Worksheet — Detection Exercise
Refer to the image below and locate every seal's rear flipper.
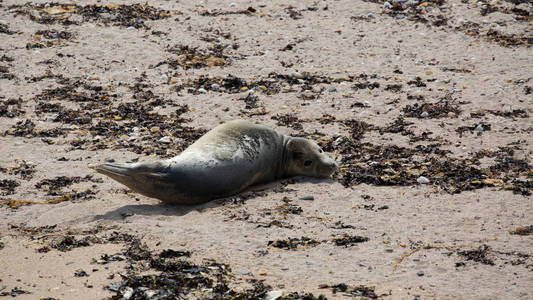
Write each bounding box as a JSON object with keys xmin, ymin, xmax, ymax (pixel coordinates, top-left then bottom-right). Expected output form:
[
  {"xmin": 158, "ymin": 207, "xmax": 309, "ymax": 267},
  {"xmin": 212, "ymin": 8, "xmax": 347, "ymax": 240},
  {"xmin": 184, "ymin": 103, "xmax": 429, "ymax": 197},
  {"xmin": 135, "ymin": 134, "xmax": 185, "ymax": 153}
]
[{"xmin": 89, "ymin": 162, "xmax": 171, "ymax": 198}]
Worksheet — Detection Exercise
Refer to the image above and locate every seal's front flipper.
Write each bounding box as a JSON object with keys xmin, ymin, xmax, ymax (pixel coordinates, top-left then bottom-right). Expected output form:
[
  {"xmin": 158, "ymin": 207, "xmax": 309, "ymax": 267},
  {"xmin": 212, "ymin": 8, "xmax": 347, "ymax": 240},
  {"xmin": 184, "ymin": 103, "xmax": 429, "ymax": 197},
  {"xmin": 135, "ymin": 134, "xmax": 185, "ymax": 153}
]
[{"xmin": 89, "ymin": 162, "xmax": 172, "ymax": 199}]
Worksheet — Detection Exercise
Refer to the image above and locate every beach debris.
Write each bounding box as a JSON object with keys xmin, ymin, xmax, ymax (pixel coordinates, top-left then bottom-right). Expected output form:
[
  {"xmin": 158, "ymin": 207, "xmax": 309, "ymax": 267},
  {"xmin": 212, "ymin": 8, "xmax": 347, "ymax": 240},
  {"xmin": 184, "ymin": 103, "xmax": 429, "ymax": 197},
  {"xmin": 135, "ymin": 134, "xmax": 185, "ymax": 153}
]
[{"xmin": 509, "ymin": 225, "xmax": 533, "ymax": 236}]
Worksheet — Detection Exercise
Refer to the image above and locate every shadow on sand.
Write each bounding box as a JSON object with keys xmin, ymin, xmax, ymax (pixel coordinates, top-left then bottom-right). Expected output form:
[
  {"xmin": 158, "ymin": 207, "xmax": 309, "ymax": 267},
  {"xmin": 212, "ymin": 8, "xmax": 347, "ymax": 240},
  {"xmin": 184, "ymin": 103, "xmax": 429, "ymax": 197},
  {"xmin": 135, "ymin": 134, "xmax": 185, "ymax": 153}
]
[
  {"xmin": 92, "ymin": 201, "xmax": 219, "ymax": 221},
  {"xmin": 92, "ymin": 177, "xmax": 336, "ymax": 221}
]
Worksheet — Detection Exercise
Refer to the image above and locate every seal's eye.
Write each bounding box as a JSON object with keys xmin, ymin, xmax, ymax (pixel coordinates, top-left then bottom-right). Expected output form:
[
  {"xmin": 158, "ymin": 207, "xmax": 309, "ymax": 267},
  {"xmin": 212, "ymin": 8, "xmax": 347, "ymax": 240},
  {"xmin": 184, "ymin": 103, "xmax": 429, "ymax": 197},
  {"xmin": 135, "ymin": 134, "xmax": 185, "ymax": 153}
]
[
  {"xmin": 304, "ymin": 160, "xmax": 313, "ymax": 167},
  {"xmin": 318, "ymin": 149, "xmax": 323, "ymax": 153}
]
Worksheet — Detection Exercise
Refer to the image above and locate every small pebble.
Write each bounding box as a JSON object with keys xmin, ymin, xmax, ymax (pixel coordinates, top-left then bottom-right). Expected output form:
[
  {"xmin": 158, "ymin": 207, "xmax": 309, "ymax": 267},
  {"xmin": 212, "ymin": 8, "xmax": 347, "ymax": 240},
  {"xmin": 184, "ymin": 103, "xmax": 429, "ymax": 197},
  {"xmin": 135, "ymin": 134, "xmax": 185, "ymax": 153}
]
[
  {"xmin": 105, "ymin": 157, "xmax": 115, "ymax": 163},
  {"xmin": 159, "ymin": 136, "xmax": 171, "ymax": 144},
  {"xmin": 417, "ymin": 270, "xmax": 425, "ymax": 276},
  {"xmin": 291, "ymin": 71, "xmax": 304, "ymax": 79},
  {"xmin": 299, "ymin": 196, "xmax": 315, "ymax": 201},
  {"xmin": 230, "ymin": 2, "xmax": 237, "ymax": 7},
  {"xmin": 160, "ymin": 74, "xmax": 168, "ymax": 80},
  {"xmin": 301, "ymin": 91, "xmax": 315, "ymax": 99},
  {"xmin": 266, "ymin": 291, "xmax": 283, "ymax": 300},
  {"xmin": 475, "ymin": 124, "xmax": 484, "ymax": 132},
  {"xmin": 420, "ymin": 111, "xmax": 429, "ymax": 118},
  {"xmin": 328, "ymin": 87, "xmax": 337, "ymax": 93},
  {"xmin": 122, "ymin": 287, "xmax": 133, "ymax": 299},
  {"xmin": 145, "ymin": 290, "xmax": 156, "ymax": 298},
  {"xmin": 417, "ymin": 176, "xmax": 430, "ymax": 184},
  {"xmin": 461, "ymin": 146, "xmax": 467, "ymax": 152},
  {"xmin": 384, "ymin": 1, "xmax": 392, "ymax": 9},
  {"xmin": 281, "ymin": 266, "xmax": 289, "ymax": 271},
  {"xmin": 367, "ymin": 13, "xmax": 375, "ymax": 18},
  {"xmin": 211, "ymin": 83, "xmax": 220, "ymax": 90},
  {"xmin": 396, "ymin": 14, "xmax": 405, "ymax": 19},
  {"xmin": 237, "ymin": 269, "xmax": 250, "ymax": 275},
  {"xmin": 198, "ymin": 88, "xmax": 208, "ymax": 94}
]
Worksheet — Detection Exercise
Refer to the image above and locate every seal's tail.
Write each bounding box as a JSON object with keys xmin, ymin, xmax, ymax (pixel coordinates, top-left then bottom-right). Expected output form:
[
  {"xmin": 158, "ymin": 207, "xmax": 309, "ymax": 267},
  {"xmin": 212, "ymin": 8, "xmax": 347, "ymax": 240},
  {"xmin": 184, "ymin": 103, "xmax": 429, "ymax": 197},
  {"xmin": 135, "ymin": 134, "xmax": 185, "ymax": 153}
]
[
  {"xmin": 90, "ymin": 162, "xmax": 135, "ymax": 178},
  {"xmin": 89, "ymin": 162, "xmax": 170, "ymax": 197},
  {"xmin": 89, "ymin": 162, "xmax": 166, "ymax": 177}
]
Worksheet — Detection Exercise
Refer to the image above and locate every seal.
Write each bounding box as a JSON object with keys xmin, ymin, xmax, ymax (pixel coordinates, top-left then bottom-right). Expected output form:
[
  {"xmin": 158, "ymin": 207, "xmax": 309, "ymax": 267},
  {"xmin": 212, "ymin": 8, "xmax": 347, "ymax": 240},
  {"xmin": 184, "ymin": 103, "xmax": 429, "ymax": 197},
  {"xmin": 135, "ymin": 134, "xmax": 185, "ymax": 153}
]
[{"xmin": 90, "ymin": 120, "xmax": 337, "ymax": 205}]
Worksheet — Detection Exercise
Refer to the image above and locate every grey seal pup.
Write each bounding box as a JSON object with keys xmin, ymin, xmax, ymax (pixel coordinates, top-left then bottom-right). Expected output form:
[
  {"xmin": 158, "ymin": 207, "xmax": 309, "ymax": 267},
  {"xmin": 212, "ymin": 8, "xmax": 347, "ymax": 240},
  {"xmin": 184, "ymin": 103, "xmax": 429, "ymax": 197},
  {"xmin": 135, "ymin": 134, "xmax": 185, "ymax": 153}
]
[{"xmin": 90, "ymin": 120, "xmax": 337, "ymax": 205}]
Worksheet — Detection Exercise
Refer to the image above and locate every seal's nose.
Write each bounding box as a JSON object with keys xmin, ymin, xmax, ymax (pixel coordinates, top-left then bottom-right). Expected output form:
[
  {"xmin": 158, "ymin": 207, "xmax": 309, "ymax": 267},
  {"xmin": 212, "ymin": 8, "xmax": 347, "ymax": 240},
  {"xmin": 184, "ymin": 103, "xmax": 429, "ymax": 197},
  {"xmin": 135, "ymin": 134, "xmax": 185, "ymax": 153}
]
[
  {"xmin": 331, "ymin": 160, "xmax": 339, "ymax": 169},
  {"xmin": 319, "ymin": 157, "xmax": 338, "ymax": 177},
  {"xmin": 325, "ymin": 157, "xmax": 338, "ymax": 169}
]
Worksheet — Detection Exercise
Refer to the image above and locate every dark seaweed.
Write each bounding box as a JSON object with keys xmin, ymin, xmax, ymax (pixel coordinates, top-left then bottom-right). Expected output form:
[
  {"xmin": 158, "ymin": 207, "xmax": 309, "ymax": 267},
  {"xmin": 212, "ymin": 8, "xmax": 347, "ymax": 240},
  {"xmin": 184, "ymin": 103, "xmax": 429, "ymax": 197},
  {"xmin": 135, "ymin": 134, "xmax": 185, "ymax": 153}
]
[
  {"xmin": 322, "ymin": 283, "xmax": 378, "ymax": 298},
  {"xmin": 268, "ymin": 237, "xmax": 321, "ymax": 250},
  {"xmin": 0, "ymin": 98, "xmax": 24, "ymax": 118},
  {"xmin": 402, "ymin": 99, "xmax": 460, "ymax": 118},
  {"xmin": 457, "ymin": 245, "xmax": 495, "ymax": 265},
  {"xmin": 158, "ymin": 44, "xmax": 228, "ymax": 69},
  {"xmin": 509, "ymin": 225, "xmax": 533, "ymax": 236},
  {"xmin": 0, "ymin": 65, "xmax": 15, "ymax": 79},
  {"xmin": 35, "ymin": 175, "xmax": 98, "ymax": 195},
  {"xmin": 11, "ymin": 3, "xmax": 177, "ymax": 29},
  {"xmin": 332, "ymin": 235, "xmax": 370, "ymax": 247},
  {"xmin": 0, "ymin": 179, "xmax": 19, "ymax": 195},
  {"xmin": 272, "ymin": 114, "xmax": 304, "ymax": 130}
]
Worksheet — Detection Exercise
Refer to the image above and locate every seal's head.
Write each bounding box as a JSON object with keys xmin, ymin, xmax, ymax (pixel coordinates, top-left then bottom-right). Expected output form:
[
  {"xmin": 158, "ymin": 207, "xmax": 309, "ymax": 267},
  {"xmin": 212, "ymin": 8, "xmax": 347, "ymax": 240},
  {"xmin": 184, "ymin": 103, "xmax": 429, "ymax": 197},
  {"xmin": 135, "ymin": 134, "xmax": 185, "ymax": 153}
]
[{"xmin": 284, "ymin": 137, "xmax": 338, "ymax": 178}]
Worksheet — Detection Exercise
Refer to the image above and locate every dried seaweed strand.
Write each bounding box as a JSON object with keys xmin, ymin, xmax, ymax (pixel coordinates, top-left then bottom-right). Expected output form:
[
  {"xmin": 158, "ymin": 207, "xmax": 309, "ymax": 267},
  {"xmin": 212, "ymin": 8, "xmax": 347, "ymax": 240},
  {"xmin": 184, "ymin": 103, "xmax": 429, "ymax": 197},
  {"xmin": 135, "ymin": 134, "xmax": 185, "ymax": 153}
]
[
  {"xmin": 1, "ymin": 191, "xmax": 90, "ymax": 209},
  {"xmin": 392, "ymin": 244, "xmax": 472, "ymax": 274}
]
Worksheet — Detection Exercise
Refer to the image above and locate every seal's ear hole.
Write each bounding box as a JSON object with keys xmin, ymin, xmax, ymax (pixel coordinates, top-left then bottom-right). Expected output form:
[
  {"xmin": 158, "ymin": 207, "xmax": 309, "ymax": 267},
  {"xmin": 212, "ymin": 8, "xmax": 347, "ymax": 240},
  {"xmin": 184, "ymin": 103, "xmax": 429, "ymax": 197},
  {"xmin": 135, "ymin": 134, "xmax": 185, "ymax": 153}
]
[{"xmin": 304, "ymin": 160, "xmax": 313, "ymax": 167}]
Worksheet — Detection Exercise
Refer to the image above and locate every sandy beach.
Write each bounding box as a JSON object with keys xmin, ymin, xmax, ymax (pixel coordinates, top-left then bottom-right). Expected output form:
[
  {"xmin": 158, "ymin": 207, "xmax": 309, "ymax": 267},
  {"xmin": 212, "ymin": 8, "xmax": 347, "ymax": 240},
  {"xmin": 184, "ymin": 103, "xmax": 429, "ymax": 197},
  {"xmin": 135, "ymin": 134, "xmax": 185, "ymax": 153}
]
[{"xmin": 1, "ymin": 0, "xmax": 532, "ymax": 299}]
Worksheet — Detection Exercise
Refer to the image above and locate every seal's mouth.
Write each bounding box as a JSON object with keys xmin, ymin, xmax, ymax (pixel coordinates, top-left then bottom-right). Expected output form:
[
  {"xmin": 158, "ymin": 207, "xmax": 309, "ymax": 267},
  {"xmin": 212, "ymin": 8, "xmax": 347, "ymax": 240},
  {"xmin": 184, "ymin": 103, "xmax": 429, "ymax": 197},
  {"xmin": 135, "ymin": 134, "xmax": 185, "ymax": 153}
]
[{"xmin": 318, "ymin": 159, "xmax": 338, "ymax": 178}]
